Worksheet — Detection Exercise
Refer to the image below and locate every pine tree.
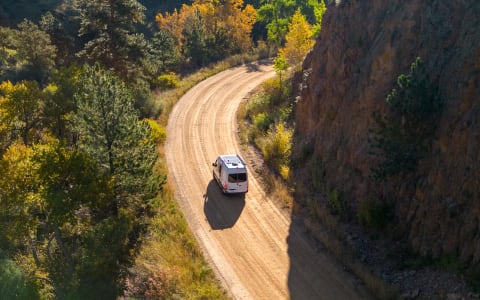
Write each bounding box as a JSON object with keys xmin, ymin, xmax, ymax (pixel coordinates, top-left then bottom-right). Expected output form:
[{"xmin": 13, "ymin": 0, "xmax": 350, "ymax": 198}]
[
  {"xmin": 369, "ymin": 57, "xmax": 442, "ymax": 180},
  {"xmin": 75, "ymin": 0, "xmax": 149, "ymax": 81},
  {"xmin": 72, "ymin": 64, "xmax": 162, "ymax": 216}
]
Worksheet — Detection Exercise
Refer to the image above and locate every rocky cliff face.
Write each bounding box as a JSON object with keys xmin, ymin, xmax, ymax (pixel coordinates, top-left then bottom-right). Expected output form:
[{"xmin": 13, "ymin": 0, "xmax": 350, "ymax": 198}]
[{"xmin": 293, "ymin": 0, "xmax": 480, "ymax": 266}]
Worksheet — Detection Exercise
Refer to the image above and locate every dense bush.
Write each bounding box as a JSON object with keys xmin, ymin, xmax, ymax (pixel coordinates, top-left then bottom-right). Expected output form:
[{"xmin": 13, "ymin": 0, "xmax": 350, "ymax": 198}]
[
  {"xmin": 262, "ymin": 122, "xmax": 293, "ymax": 179},
  {"xmin": 0, "ymin": 259, "xmax": 39, "ymax": 300},
  {"xmin": 253, "ymin": 112, "xmax": 273, "ymax": 132},
  {"xmin": 244, "ymin": 73, "xmax": 294, "ymax": 180},
  {"xmin": 144, "ymin": 118, "xmax": 167, "ymax": 145}
]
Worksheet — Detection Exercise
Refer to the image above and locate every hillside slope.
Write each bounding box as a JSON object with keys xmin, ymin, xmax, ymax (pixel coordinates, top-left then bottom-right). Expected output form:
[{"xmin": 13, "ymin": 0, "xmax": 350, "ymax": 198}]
[
  {"xmin": 0, "ymin": 0, "xmax": 183, "ymax": 26},
  {"xmin": 293, "ymin": 0, "xmax": 480, "ymax": 268}
]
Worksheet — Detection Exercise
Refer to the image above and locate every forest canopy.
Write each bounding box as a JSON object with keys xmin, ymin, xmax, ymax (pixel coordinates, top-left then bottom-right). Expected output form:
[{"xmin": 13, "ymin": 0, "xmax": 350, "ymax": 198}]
[{"xmin": 0, "ymin": 0, "xmax": 325, "ymax": 298}]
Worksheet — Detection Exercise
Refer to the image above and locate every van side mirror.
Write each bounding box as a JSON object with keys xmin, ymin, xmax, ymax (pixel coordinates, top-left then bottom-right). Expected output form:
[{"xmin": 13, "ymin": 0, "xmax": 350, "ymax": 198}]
[{"xmin": 212, "ymin": 162, "xmax": 217, "ymax": 167}]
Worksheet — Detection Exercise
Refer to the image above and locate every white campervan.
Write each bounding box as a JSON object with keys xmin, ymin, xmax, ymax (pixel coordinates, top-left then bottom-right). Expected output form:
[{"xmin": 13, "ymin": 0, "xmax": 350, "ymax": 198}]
[{"xmin": 212, "ymin": 154, "xmax": 248, "ymax": 194}]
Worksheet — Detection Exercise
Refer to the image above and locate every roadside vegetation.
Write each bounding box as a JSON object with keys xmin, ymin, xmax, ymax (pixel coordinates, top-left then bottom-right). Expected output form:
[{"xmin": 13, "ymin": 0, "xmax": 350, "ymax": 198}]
[
  {"xmin": 0, "ymin": 0, "xmax": 330, "ymax": 298},
  {"xmin": 238, "ymin": 2, "xmax": 401, "ymax": 298},
  {"xmin": 129, "ymin": 49, "xmax": 272, "ymax": 300},
  {"xmin": 0, "ymin": 0, "xmax": 263, "ymax": 298},
  {"xmin": 239, "ymin": 4, "xmax": 324, "ymax": 207}
]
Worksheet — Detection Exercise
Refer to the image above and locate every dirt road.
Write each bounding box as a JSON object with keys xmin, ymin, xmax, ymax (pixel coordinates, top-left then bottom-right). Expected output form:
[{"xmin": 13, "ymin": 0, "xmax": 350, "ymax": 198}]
[{"xmin": 165, "ymin": 62, "xmax": 372, "ymax": 299}]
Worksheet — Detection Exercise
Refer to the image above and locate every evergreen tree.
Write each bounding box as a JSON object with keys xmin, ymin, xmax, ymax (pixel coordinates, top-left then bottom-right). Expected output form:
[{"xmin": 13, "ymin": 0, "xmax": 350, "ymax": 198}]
[
  {"xmin": 0, "ymin": 20, "xmax": 57, "ymax": 83},
  {"xmin": 16, "ymin": 19, "xmax": 57, "ymax": 83},
  {"xmin": 151, "ymin": 30, "xmax": 179, "ymax": 74},
  {"xmin": 72, "ymin": 64, "xmax": 162, "ymax": 217},
  {"xmin": 369, "ymin": 58, "xmax": 442, "ymax": 180},
  {"xmin": 71, "ymin": 64, "xmax": 164, "ymax": 296},
  {"xmin": 43, "ymin": 65, "xmax": 82, "ymax": 141},
  {"xmin": 75, "ymin": 0, "xmax": 149, "ymax": 81},
  {"xmin": 182, "ymin": 8, "xmax": 208, "ymax": 67}
]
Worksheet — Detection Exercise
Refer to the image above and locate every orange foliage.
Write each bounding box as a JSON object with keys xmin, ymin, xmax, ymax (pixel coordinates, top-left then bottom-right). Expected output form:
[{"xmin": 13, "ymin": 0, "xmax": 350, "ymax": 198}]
[{"xmin": 155, "ymin": 0, "xmax": 256, "ymax": 53}]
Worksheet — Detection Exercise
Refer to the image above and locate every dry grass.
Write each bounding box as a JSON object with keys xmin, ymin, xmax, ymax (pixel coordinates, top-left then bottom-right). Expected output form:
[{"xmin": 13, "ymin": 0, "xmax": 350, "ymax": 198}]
[
  {"xmin": 305, "ymin": 199, "xmax": 398, "ymax": 299},
  {"xmin": 134, "ymin": 180, "xmax": 228, "ymax": 299},
  {"xmin": 262, "ymin": 171, "xmax": 294, "ymax": 209}
]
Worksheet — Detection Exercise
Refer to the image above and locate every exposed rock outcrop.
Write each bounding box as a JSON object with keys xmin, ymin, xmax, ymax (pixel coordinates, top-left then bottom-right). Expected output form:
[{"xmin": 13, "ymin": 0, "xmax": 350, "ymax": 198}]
[{"xmin": 293, "ymin": 0, "xmax": 480, "ymax": 266}]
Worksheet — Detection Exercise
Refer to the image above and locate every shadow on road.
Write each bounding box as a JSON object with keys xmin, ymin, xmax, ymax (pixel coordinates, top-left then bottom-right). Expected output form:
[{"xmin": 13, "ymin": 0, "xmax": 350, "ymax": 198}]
[
  {"xmin": 203, "ymin": 180, "xmax": 245, "ymax": 230},
  {"xmin": 245, "ymin": 59, "xmax": 272, "ymax": 73},
  {"xmin": 245, "ymin": 62, "xmax": 261, "ymax": 72}
]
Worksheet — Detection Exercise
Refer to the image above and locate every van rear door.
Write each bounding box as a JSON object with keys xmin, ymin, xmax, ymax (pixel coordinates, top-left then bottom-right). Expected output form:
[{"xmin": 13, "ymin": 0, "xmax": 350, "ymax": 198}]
[{"xmin": 226, "ymin": 172, "xmax": 248, "ymax": 193}]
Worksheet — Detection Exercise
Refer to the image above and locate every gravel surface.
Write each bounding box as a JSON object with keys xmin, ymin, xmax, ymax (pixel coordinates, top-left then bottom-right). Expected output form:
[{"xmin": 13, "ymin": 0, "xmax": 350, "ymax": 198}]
[
  {"xmin": 165, "ymin": 62, "xmax": 373, "ymax": 300},
  {"xmin": 343, "ymin": 224, "xmax": 479, "ymax": 300}
]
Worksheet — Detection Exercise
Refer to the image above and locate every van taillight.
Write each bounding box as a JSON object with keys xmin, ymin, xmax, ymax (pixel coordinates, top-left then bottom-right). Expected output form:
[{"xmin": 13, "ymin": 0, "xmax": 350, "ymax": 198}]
[{"xmin": 224, "ymin": 183, "xmax": 228, "ymax": 190}]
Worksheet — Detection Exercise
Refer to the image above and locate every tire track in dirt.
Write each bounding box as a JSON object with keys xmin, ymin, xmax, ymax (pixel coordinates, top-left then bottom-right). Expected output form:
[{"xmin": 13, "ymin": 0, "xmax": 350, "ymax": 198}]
[{"xmin": 165, "ymin": 62, "xmax": 373, "ymax": 300}]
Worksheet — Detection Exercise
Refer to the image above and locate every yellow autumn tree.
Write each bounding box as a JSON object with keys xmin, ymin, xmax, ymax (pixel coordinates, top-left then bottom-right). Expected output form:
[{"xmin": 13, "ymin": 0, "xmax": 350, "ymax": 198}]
[
  {"xmin": 278, "ymin": 9, "xmax": 314, "ymax": 67},
  {"xmin": 215, "ymin": 0, "xmax": 257, "ymax": 52},
  {"xmin": 155, "ymin": 0, "xmax": 256, "ymax": 64},
  {"xmin": 0, "ymin": 80, "xmax": 43, "ymax": 146},
  {"xmin": 155, "ymin": 2, "xmax": 212, "ymax": 51}
]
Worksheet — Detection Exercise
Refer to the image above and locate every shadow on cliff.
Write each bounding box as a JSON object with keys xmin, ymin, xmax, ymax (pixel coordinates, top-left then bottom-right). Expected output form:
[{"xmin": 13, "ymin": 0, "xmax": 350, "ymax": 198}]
[
  {"xmin": 203, "ymin": 180, "xmax": 245, "ymax": 230},
  {"xmin": 286, "ymin": 211, "xmax": 373, "ymax": 299}
]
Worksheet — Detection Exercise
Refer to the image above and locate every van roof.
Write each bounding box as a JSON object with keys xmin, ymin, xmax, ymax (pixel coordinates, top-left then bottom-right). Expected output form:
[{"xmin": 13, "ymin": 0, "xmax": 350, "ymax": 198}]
[{"xmin": 219, "ymin": 154, "xmax": 246, "ymax": 170}]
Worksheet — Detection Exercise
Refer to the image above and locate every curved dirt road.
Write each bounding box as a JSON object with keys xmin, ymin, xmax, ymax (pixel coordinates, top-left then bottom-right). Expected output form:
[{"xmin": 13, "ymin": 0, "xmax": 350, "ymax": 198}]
[{"xmin": 165, "ymin": 62, "xmax": 372, "ymax": 299}]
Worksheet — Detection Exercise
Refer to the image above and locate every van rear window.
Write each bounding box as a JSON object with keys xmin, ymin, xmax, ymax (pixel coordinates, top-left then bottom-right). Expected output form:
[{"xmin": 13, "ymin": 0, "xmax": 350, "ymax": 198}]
[{"xmin": 228, "ymin": 173, "xmax": 247, "ymax": 183}]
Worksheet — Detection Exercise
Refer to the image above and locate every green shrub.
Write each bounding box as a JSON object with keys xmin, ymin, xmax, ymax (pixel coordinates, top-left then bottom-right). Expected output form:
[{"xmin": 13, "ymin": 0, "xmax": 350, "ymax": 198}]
[
  {"xmin": 246, "ymin": 92, "xmax": 271, "ymax": 118},
  {"xmin": 260, "ymin": 77, "xmax": 281, "ymax": 98},
  {"xmin": 0, "ymin": 259, "xmax": 39, "ymax": 300},
  {"xmin": 278, "ymin": 104, "xmax": 293, "ymax": 122},
  {"xmin": 253, "ymin": 112, "xmax": 273, "ymax": 132},
  {"xmin": 327, "ymin": 189, "xmax": 349, "ymax": 219},
  {"xmin": 262, "ymin": 122, "xmax": 292, "ymax": 172},
  {"xmin": 357, "ymin": 196, "xmax": 392, "ymax": 229}
]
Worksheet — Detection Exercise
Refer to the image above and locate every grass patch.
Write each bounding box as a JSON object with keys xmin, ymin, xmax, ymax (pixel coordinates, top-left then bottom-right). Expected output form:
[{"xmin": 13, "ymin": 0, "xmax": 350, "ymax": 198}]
[{"xmin": 125, "ymin": 181, "xmax": 228, "ymax": 299}]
